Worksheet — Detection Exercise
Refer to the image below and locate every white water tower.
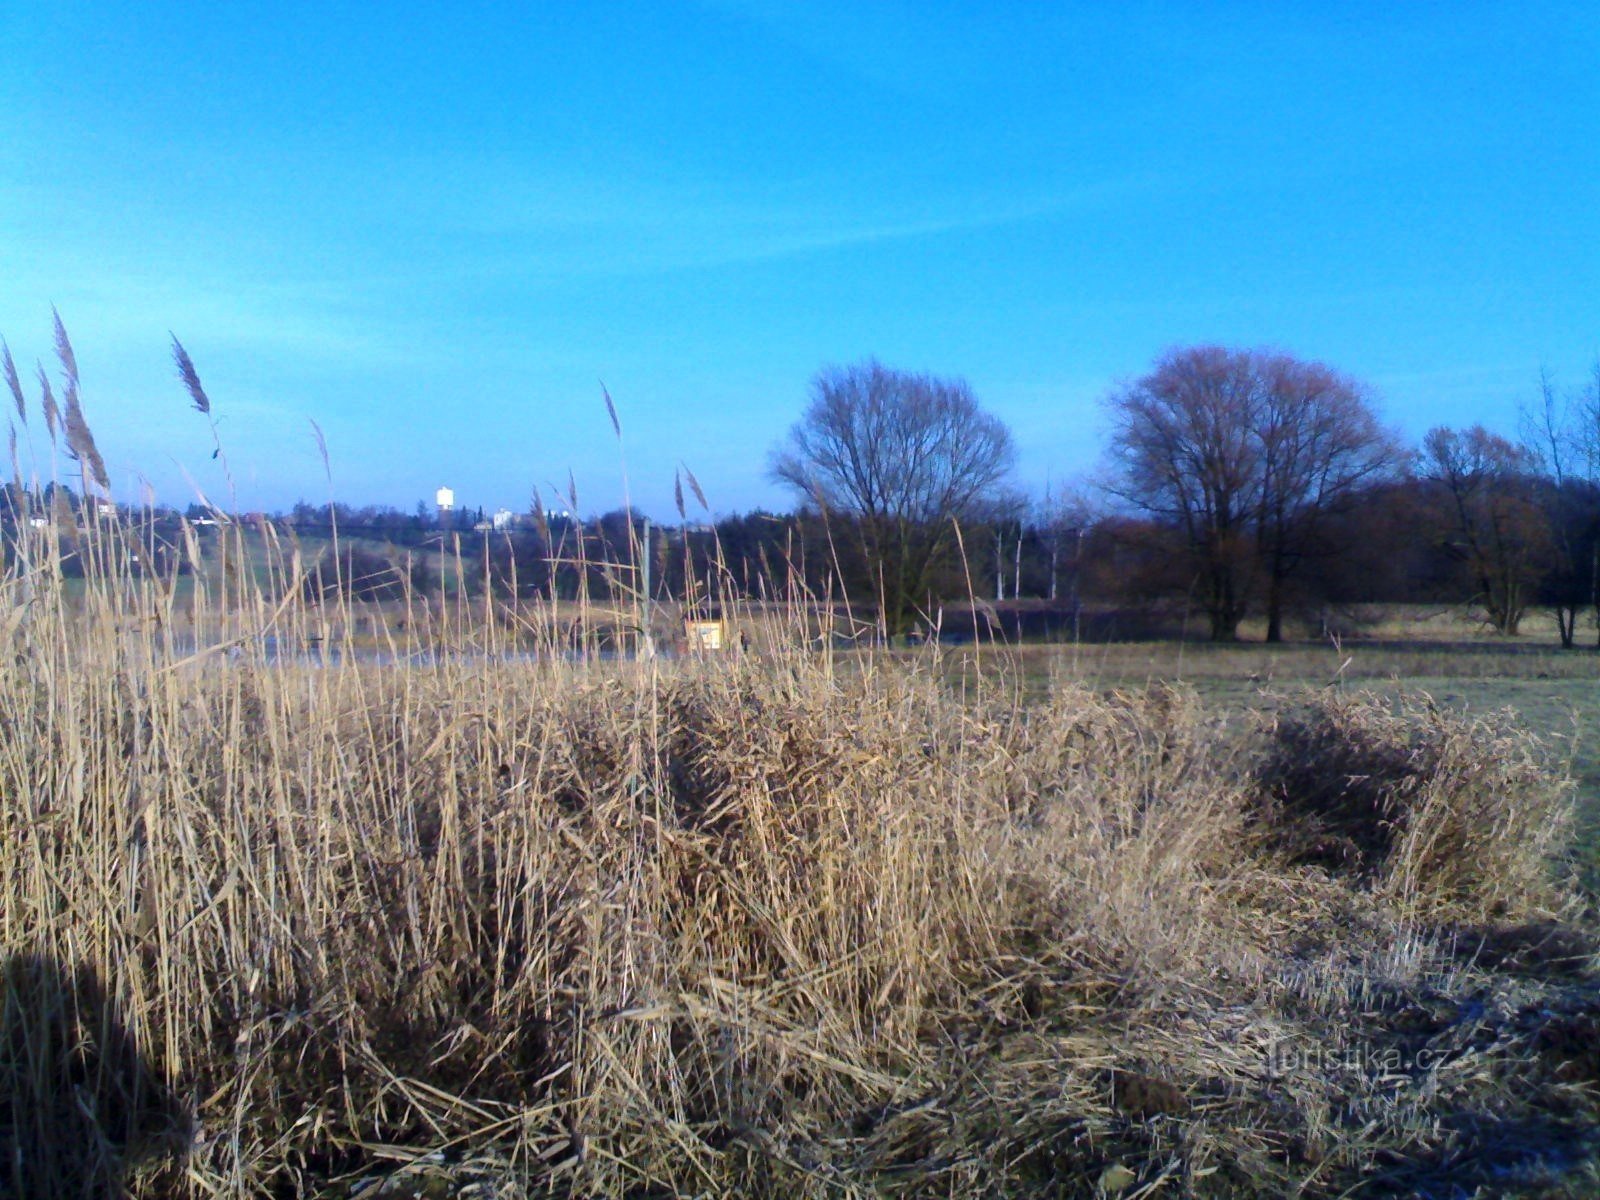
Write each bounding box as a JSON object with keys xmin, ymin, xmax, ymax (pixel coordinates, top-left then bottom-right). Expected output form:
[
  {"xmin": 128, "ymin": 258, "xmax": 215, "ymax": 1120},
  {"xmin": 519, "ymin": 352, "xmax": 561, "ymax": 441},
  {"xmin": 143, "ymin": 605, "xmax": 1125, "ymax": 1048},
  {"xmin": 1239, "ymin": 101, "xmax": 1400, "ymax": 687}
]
[{"xmin": 436, "ymin": 486, "xmax": 454, "ymax": 523}]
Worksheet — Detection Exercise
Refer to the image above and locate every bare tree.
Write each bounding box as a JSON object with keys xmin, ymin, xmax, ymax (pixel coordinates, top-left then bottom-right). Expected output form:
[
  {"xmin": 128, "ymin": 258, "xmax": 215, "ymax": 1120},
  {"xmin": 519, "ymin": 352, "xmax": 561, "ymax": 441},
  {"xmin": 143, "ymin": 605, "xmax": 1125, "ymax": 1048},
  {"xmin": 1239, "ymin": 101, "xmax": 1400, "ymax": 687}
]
[
  {"xmin": 1105, "ymin": 347, "xmax": 1259, "ymax": 640},
  {"xmin": 1520, "ymin": 364, "xmax": 1600, "ymax": 647},
  {"xmin": 1581, "ymin": 361, "xmax": 1600, "ymax": 643},
  {"xmin": 1524, "ymin": 370, "xmax": 1585, "ymax": 646},
  {"xmin": 772, "ymin": 360, "xmax": 1015, "ymax": 636},
  {"xmin": 1032, "ymin": 482, "xmax": 1098, "ymax": 641},
  {"xmin": 1253, "ymin": 353, "xmax": 1401, "ymax": 641},
  {"xmin": 1105, "ymin": 346, "xmax": 1396, "ymax": 641},
  {"xmin": 1421, "ymin": 425, "xmax": 1553, "ymax": 635}
]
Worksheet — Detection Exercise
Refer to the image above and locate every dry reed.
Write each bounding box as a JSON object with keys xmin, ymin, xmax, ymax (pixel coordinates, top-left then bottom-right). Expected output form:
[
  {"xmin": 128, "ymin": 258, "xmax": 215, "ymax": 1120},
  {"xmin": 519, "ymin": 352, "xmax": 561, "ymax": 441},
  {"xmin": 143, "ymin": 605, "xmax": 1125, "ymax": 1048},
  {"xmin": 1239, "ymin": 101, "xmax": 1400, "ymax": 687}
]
[{"xmin": 0, "ymin": 492, "xmax": 1594, "ymax": 1198}]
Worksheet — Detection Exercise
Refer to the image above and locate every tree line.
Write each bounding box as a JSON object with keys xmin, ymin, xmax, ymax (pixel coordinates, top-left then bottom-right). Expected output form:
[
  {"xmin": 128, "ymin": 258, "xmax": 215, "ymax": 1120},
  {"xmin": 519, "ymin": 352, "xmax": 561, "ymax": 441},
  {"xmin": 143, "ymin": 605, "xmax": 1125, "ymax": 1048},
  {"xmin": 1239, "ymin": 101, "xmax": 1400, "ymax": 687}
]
[
  {"xmin": 247, "ymin": 346, "xmax": 1600, "ymax": 646},
  {"xmin": 753, "ymin": 347, "xmax": 1600, "ymax": 645},
  {"xmin": 5, "ymin": 333, "xmax": 1598, "ymax": 645}
]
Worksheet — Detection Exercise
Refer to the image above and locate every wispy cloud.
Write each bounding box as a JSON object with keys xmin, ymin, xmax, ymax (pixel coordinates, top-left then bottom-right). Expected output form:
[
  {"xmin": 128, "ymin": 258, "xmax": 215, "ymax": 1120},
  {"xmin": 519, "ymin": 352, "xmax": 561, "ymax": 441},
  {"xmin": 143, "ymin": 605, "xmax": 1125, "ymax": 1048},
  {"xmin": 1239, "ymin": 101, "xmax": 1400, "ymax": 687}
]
[{"xmin": 373, "ymin": 159, "xmax": 1156, "ymax": 286}]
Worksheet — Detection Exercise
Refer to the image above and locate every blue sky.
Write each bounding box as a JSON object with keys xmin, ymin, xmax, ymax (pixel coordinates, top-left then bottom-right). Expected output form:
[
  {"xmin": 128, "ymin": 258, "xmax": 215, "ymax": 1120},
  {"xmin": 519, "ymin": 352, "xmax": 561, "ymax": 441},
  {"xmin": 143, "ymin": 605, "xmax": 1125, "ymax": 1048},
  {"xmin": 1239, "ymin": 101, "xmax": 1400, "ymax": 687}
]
[{"xmin": 2, "ymin": 2, "xmax": 1596, "ymax": 517}]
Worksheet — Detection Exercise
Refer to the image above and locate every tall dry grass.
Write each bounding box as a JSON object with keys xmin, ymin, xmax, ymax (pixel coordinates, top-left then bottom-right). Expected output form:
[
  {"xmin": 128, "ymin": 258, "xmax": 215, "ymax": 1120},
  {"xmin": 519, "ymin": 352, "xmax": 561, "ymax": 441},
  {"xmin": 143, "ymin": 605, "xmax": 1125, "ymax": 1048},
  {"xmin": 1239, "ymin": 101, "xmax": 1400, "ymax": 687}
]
[
  {"xmin": 0, "ymin": 508, "xmax": 1091, "ymax": 1192},
  {"xmin": 0, "ymin": 500, "xmax": 1595, "ymax": 1196}
]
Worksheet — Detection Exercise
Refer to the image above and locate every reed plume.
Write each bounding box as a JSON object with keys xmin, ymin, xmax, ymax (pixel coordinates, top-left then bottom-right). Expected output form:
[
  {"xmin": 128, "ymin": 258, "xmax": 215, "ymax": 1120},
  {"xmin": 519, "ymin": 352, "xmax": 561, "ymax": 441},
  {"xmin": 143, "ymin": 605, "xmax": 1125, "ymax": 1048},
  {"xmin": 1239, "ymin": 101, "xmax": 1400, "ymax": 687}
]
[
  {"xmin": 50, "ymin": 307, "xmax": 77, "ymax": 386},
  {"xmin": 53, "ymin": 320, "xmax": 109, "ymax": 493},
  {"xmin": 36, "ymin": 364, "xmax": 59, "ymax": 444},
  {"xmin": 1, "ymin": 340, "xmax": 24, "ymax": 424},
  {"xmin": 170, "ymin": 336, "xmax": 211, "ymax": 414},
  {"xmin": 683, "ymin": 463, "xmax": 708, "ymax": 511}
]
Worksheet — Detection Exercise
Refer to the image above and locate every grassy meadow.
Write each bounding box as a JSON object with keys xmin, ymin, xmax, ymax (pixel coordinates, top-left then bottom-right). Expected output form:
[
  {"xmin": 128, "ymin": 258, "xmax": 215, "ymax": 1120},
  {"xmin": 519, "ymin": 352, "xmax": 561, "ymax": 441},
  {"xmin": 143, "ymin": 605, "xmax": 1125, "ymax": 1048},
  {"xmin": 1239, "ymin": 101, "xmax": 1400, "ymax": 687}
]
[{"xmin": 2, "ymin": 515, "xmax": 1599, "ymax": 1198}]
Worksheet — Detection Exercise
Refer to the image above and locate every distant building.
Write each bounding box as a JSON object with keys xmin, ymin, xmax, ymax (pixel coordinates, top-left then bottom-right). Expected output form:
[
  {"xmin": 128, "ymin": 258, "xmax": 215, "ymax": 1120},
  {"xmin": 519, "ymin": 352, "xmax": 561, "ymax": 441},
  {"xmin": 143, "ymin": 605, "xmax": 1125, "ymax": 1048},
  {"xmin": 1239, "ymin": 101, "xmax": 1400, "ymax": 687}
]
[
  {"xmin": 684, "ymin": 617, "xmax": 727, "ymax": 652},
  {"xmin": 492, "ymin": 508, "xmax": 515, "ymax": 531}
]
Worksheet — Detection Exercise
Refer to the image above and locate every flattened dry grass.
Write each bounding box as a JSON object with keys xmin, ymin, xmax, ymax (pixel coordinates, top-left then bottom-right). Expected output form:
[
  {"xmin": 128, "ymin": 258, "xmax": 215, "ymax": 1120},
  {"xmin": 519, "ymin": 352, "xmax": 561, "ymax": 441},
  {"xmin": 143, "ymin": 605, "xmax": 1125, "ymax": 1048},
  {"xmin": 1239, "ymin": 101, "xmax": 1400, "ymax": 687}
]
[
  {"xmin": 1, "ymin": 521, "xmax": 1597, "ymax": 1198},
  {"xmin": 1256, "ymin": 694, "xmax": 1575, "ymax": 918}
]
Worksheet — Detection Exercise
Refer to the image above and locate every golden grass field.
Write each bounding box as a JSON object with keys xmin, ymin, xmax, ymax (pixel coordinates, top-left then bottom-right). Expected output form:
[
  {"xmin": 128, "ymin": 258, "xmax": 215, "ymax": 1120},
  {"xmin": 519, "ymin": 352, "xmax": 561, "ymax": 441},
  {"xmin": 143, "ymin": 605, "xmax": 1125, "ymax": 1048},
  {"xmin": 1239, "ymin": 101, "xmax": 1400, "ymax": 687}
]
[{"xmin": 2, "ymin": 518, "xmax": 1598, "ymax": 1198}]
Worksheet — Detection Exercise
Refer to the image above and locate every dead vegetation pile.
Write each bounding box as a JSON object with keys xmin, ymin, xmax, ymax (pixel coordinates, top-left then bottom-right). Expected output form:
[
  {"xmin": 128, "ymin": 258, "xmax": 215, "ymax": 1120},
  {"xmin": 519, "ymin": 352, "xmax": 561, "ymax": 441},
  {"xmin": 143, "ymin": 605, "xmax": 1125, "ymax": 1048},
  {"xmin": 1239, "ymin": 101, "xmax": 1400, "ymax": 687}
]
[
  {"xmin": 1255, "ymin": 694, "xmax": 1574, "ymax": 918},
  {"xmin": 1, "ymin": 590, "xmax": 1596, "ymax": 1197}
]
